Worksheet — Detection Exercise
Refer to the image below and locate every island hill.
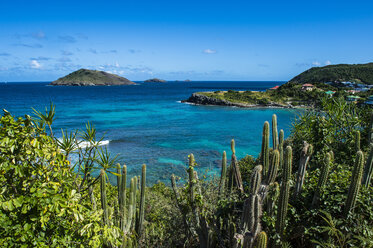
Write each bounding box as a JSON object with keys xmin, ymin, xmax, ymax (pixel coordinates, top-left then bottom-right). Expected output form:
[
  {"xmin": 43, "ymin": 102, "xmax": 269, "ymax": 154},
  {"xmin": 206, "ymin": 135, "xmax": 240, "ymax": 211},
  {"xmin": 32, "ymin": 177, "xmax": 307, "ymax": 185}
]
[
  {"xmin": 183, "ymin": 63, "xmax": 373, "ymax": 108},
  {"xmin": 144, "ymin": 78, "xmax": 167, "ymax": 83},
  {"xmin": 50, "ymin": 69, "xmax": 136, "ymax": 86}
]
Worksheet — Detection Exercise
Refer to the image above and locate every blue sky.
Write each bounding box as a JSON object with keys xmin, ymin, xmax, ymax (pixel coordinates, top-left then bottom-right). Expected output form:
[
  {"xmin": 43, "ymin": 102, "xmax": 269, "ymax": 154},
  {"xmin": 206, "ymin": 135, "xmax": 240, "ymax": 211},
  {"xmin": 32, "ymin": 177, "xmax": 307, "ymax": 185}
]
[{"xmin": 1, "ymin": 0, "xmax": 373, "ymax": 81}]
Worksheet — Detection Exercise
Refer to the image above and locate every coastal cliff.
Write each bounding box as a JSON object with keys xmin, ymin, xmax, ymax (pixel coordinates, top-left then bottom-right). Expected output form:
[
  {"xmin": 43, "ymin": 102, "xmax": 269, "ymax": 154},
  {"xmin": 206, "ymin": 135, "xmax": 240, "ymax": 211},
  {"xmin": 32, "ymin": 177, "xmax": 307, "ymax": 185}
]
[{"xmin": 182, "ymin": 93, "xmax": 294, "ymax": 108}]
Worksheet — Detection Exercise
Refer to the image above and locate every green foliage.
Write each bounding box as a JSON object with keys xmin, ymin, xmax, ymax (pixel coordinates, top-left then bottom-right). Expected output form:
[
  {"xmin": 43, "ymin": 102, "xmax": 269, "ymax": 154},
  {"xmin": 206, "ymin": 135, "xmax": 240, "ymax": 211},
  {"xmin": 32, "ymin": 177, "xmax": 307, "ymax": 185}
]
[
  {"xmin": 0, "ymin": 110, "xmax": 120, "ymax": 247},
  {"xmin": 288, "ymin": 63, "xmax": 373, "ymax": 85}
]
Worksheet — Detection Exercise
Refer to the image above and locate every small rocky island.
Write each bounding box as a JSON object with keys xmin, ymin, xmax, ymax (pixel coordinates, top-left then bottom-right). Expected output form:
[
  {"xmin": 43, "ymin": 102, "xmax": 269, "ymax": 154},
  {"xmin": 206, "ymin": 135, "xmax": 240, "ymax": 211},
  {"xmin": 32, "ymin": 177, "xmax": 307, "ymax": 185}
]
[
  {"xmin": 50, "ymin": 69, "xmax": 136, "ymax": 86},
  {"xmin": 144, "ymin": 78, "xmax": 167, "ymax": 83}
]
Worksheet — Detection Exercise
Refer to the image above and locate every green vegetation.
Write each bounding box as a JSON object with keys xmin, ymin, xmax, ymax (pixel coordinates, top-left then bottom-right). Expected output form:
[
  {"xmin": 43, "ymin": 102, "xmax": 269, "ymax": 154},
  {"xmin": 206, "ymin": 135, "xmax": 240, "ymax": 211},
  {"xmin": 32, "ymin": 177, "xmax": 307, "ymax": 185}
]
[
  {"xmin": 1, "ymin": 97, "xmax": 373, "ymax": 247},
  {"xmin": 51, "ymin": 69, "xmax": 136, "ymax": 86},
  {"xmin": 289, "ymin": 63, "xmax": 373, "ymax": 85}
]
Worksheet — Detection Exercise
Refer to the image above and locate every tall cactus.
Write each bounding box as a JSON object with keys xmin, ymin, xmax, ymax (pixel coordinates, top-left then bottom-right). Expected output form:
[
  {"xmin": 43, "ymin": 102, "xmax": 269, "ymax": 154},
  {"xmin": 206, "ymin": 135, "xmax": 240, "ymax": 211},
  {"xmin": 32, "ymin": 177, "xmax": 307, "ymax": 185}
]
[
  {"xmin": 312, "ymin": 152, "xmax": 331, "ymax": 207},
  {"xmin": 117, "ymin": 163, "xmax": 122, "ymax": 205},
  {"xmin": 100, "ymin": 169, "xmax": 109, "ymax": 226},
  {"xmin": 136, "ymin": 164, "xmax": 146, "ymax": 235},
  {"xmin": 363, "ymin": 143, "xmax": 373, "ymax": 187},
  {"xmin": 266, "ymin": 182, "xmax": 279, "ymax": 216},
  {"xmin": 355, "ymin": 130, "xmax": 361, "ymax": 152},
  {"xmin": 276, "ymin": 146, "xmax": 292, "ymax": 236},
  {"xmin": 266, "ymin": 149, "xmax": 279, "ymax": 185},
  {"xmin": 279, "ymin": 129, "xmax": 284, "ymax": 169},
  {"xmin": 119, "ymin": 164, "xmax": 127, "ymax": 232},
  {"xmin": 261, "ymin": 122, "xmax": 270, "ymax": 178},
  {"xmin": 272, "ymin": 114, "xmax": 279, "ymax": 150},
  {"xmin": 124, "ymin": 178, "xmax": 136, "ymax": 233},
  {"xmin": 241, "ymin": 165, "xmax": 262, "ymax": 233},
  {"xmin": 255, "ymin": 231, "xmax": 268, "ymax": 248},
  {"xmin": 219, "ymin": 151, "xmax": 227, "ymax": 196},
  {"xmin": 294, "ymin": 142, "xmax": 313, "ymax": 198},
  {"xmin": 344, "ymin": 150, "xmax": 364, "ymax": 217},
  {"xmin": 230, "ymin": 139, "xmax": 244, "ymax": 193}
]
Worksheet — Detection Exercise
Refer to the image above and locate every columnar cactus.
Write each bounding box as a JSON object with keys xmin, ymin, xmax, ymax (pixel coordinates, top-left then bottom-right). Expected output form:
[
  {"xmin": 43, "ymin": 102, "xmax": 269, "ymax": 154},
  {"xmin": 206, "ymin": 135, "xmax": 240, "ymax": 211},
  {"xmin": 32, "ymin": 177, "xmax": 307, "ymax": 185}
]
[
  {"xmin": 363, "ymin": 143, "xmax": 373, "ymax": 187},
  {"xmin": 124, "ymin": 178, "xmax": 136, "ymax": 233},
  {"xmin": 272, "ymin": 114, "xmax": 279, "ymax": 150},
  {"xmin": 219, "ymin": 151, "xmax": 227, "ymax": 196},
  {"xmin": 241, "ymin": 165, "xmax": 262, "ymax": 233},
  {"xmin": 279, "ymin": 129, "xmax": 284, "ymax": 169},
  {"xmin": 133, "ymin": 176, "xmax": 138, "ymax": 220},
  {"xmin": 261, "ymin": 122, "xmax": 270, "ymax": 177},
  {"xmin": 266, "ymin": 149, "xmax": 279, "ymax": 185},
  {"xmin": 119, "ymin": 164, "xmax": 127, "ymax": 232},
  {"xmin": 266, "ymin": 182, "xmax": 279, "ymax": 216},
  {"xmin": 312, "ymin": 153, "xmax": 331, "ymax": 207},
  {"xmin": 344, "ymin": 150, "xmax": 364, "ymax": 217},
  {"xmin": 117, "ymin": 163, "xmax": 122, "ymax": 202},
  {"xmin": 250, "ymin": 165, "xmax": 263, "ymax": 195},
  {"xmin": 230, "ymin": 139, "xmax": 244, "ymax": 193},
  {"xmin": 255, "ymin": 231, "xmax": 268, "ymax": 248},
  {"xmin": 136, "ymin": 164, "xmax": 146, "ymax": 234},
  {"xmin": 294, "ymin": 142, "xmax": 313, "ymax": 198},
  {"xmin": 276, "ymin": 146, "xmax": 292, "ymax": 236},
  {"xmin": 100, "ymin": 169, "xmax": 109, "ymax": 226},
  {"xmin": 355, "ymin": 130, "xmax": 361, "ymax": 152}
]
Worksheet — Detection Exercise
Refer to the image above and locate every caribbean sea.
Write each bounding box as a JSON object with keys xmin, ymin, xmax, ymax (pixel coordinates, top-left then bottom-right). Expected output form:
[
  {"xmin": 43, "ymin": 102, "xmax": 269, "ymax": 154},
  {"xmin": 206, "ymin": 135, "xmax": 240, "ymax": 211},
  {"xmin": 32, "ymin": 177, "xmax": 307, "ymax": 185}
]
[{"xmin": 0, "ymin": 81, "xmax": 300, "ymax": 184}]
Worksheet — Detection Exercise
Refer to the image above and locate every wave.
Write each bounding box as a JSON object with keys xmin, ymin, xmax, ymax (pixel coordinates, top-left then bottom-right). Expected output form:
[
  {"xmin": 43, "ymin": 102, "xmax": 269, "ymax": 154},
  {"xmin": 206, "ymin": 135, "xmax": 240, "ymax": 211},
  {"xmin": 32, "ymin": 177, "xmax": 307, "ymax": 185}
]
[{"xmin": 57, "ymin": 139, "xmax": 110, "ymax": 149}]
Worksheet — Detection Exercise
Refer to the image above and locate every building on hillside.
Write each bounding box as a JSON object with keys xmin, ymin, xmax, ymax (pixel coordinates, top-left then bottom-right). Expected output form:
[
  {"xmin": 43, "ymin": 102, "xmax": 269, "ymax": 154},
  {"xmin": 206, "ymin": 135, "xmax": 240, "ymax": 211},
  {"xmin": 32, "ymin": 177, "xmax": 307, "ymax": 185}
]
[
  {"xmin": 346, "ymin": 95, "xmax": 361, "ymax": 102},
  {"xmin": 325, "ymin": 90, "xmax": 335, "ymax": 97},
  {"xmin": 269, "ymin": 85, "xmax": 279, "ymax": 90},
  {"xmin": 301, "ymin": 83, "xmax": 314, "ymax": 91},
  {"xmin": 346, "ymin": 89, "xmax": 357, "ymax": 94}
]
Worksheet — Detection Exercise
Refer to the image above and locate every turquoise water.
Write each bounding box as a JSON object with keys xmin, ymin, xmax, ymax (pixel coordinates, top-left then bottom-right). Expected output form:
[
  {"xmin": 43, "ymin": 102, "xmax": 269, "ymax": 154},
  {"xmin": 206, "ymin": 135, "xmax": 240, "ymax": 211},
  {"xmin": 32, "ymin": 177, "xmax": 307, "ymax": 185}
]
[{"xmin": 0, "ymin": 81, "xmax": 300, "ymax": 184}]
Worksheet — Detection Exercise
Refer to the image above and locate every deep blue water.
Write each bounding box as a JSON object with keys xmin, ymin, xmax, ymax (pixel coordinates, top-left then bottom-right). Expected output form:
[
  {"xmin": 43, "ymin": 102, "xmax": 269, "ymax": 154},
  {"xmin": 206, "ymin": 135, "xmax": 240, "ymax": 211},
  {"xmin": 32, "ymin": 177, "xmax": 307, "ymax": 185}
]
[{"xmin": 0, "ymin": 81, "xmax": 300, "ymax": 184}]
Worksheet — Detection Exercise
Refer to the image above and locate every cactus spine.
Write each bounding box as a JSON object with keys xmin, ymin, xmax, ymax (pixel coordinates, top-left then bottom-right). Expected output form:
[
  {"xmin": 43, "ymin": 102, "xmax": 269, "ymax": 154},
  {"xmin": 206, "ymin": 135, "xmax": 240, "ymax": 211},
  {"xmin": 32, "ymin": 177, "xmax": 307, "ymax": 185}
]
[
  {"xmin": 136, "ymin": 164, "xmax": 146, "ymax": 235},
  {"xmin": 272, "ymin": 114, "xmax": 279, "ymax": 150},
  {"xmin": 100, "ymin": 169, "xmax": 109, "ymax": 226},
  {"xmin": 344, "ymin": 150, "xmax": 364, "ymax": 217},
  {"xmin": 219, "ymin": 151, "xmax": 227, "ymax": 196},
  {"xmin": 255, "ymin": 231, "xmax": 268, "ymax": 248},
  {"xmin": 363, "ymin": 143, "xmax": 373, "ymax": 187},
  {"xmin": 312, "ymin": 153, "xmax": 331, "ymax": 207},
  {"xmin": 261, "ymin": 122, "xmax": 270, "ymax": 178},
  {"xmin": 266, "ymin": 149, "xmax": 279, "ymax": 185},
  {"xmin": 276, "ymin": 146, "xmax": 292, "ymax": 236}
]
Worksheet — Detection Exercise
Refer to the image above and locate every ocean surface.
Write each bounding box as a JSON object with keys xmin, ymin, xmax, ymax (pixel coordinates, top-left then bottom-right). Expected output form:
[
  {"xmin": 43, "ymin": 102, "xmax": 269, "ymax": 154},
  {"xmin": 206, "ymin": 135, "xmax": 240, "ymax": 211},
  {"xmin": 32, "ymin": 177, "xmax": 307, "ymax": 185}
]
[{"xmin": 0, "ymin": 81, "xmax": 301, "ymax": 184}]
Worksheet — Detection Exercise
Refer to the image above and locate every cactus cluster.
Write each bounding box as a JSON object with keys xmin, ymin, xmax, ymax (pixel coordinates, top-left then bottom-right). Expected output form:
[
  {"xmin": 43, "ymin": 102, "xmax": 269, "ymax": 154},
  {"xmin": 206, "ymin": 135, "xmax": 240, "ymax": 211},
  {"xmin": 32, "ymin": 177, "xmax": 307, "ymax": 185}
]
[
  {"xmin": 99, "ymin": 163, "xmax": 147, "ymax": 243},
  {"xmin": 168, "ymin": 113, "xmax": 369, "ymax": 247}
]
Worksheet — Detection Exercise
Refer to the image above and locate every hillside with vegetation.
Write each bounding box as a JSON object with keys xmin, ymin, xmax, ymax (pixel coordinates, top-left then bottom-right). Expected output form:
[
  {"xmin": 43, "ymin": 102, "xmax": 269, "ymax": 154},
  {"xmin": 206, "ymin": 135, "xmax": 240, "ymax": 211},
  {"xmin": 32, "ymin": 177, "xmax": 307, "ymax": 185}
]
[
  {"xmin": 289, "ymin": 63, "xmax": 373, "ymax": 85},
  {"xmin": 0, "ymin": 98, "xmax": 372, "ymax": 247},
  {"xmin": 50, "ymin": 69, "xmax": 136, "ymax": 86}
]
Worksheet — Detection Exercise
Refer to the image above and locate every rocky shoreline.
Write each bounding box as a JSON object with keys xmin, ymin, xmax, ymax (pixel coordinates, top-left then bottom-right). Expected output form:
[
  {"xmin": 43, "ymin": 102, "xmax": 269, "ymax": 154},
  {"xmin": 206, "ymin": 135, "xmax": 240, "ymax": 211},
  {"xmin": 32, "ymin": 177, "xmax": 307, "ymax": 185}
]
[{"xmin": 182, "ymin": 93, "xmax": 298, "ymax": 109}]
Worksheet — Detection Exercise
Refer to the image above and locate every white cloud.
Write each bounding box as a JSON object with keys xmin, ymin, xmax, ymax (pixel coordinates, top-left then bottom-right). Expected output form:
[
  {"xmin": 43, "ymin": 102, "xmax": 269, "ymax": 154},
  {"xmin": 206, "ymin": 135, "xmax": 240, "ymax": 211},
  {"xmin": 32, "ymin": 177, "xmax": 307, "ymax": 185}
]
[
  {"xmin": 325, "ymin": 60, "xmax": 332, "ymax": 65},
  {"xmin": 30, "ymin": 60, "xmax": 41, "ymax": 69},
  {"xmin": 203, "ymin": 49, "xmax": 217, "ymax": 54},
  {"xmin": 312, "ymin": 61, "xmax": 321, "ymax": 66},
  {"xmin": 115, "ymin": 61, "xmax": 120, "ymax": 68}
]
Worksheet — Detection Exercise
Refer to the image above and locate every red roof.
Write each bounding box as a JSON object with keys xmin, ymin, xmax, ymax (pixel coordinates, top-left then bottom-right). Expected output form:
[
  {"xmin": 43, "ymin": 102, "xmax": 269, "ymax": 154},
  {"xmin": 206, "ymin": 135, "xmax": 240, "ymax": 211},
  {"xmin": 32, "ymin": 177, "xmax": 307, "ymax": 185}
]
[
  {"xmin": 302, "ymin": 83, "xmax": 314, "ymax": 87},
  {"xmin": 270, "ymin": 85, "xmax": 280, "ymax": 90}
]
